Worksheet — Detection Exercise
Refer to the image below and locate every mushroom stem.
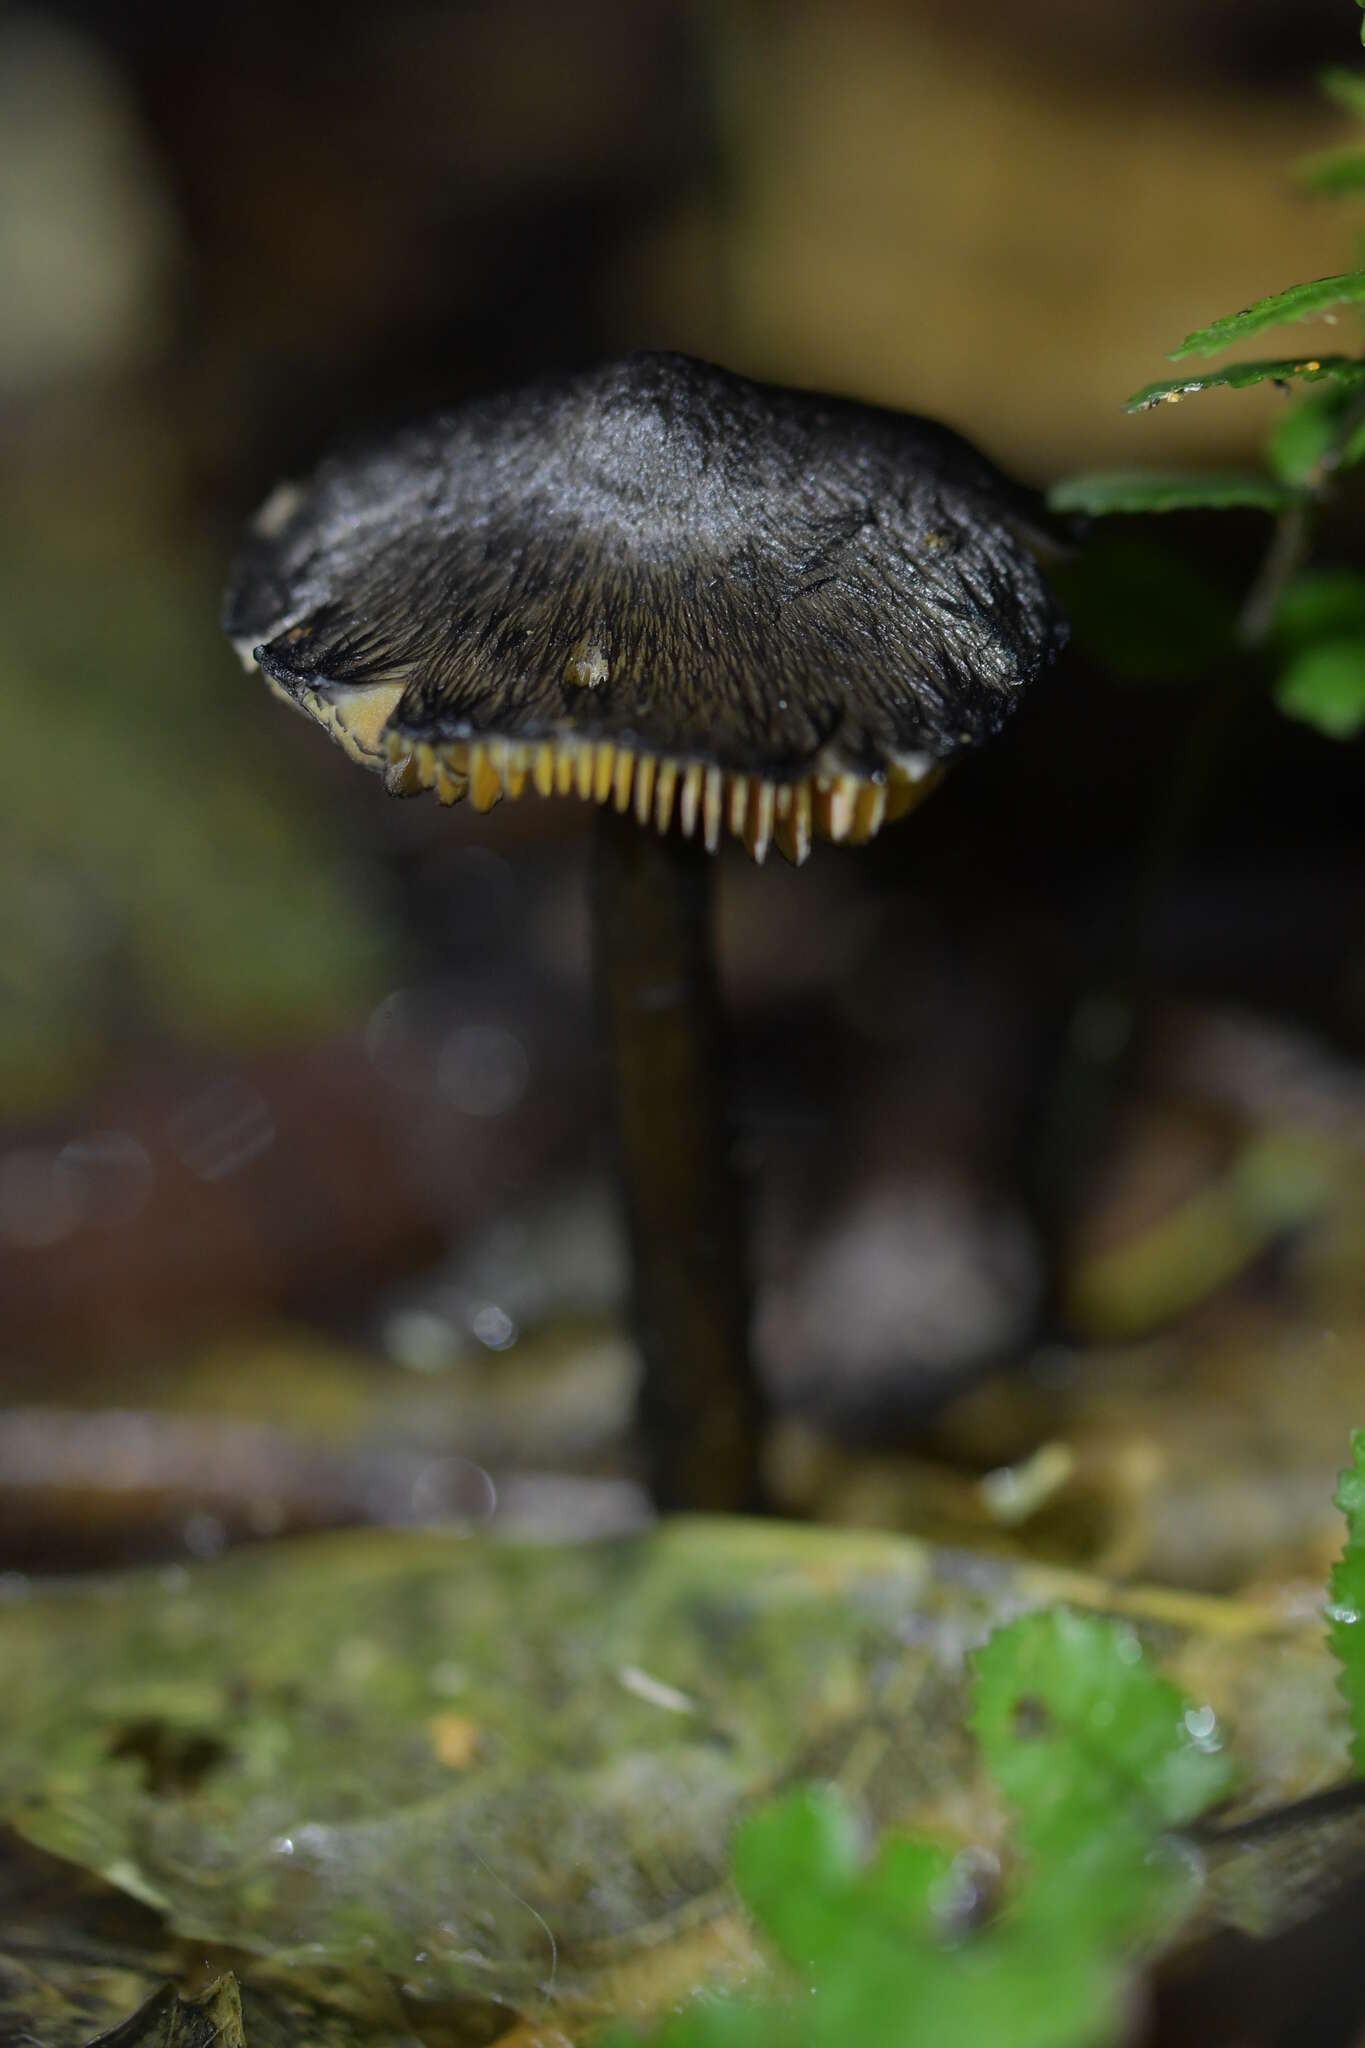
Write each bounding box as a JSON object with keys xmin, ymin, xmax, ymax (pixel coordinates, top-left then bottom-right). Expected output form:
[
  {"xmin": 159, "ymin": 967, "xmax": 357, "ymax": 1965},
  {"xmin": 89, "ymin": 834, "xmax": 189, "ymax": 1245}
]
[{"xmin": 591, "ymin": 805, "xmax": 763, "ymax": 1512}]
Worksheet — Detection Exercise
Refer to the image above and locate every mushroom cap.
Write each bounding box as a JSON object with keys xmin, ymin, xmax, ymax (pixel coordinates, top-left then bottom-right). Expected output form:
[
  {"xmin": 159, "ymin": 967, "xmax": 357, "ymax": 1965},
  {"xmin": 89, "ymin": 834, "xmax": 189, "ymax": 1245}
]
[{"xmin": 224, "ymin": 352, "xmax": 1066, "ymax": 861}]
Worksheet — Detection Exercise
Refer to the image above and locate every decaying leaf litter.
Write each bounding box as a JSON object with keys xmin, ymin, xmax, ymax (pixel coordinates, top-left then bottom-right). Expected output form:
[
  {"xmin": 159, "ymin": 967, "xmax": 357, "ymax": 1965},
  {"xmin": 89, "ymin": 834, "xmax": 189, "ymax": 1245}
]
[{"xmin": 0, "ymin": 1503, "xmax": 1361, "ymax": 2045}]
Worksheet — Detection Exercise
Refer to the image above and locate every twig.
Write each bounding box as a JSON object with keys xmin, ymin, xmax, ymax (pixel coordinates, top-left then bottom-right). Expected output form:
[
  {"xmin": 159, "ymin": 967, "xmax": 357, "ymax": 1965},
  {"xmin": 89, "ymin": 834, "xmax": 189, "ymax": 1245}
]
[{"xmin": 1235, "ymin": 498, "xmax": 1311, "ymax": 648}]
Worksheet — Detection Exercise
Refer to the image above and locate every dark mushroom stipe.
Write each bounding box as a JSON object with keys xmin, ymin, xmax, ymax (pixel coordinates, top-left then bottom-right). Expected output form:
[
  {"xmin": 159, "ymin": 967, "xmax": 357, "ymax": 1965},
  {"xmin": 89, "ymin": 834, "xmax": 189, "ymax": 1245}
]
[{"xmin": 593, "ymin": 806, "xmax": 761, "ymax": 1512}]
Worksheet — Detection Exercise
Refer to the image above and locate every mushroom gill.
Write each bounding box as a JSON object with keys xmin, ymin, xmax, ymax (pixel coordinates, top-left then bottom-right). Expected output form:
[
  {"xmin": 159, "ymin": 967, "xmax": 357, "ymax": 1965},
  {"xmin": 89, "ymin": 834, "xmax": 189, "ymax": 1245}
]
[{"xmin": 383, "ymin": 731, "xmax": 944, "ymax": 864}]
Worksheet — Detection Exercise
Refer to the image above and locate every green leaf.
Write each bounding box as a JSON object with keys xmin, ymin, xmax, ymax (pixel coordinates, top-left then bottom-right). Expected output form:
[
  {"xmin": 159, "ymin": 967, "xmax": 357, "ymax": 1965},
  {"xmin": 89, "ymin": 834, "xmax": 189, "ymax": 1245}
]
[
  {"xmin": 1295, "ymin": 147, "xmax": 1365, "ymax": 197},
  {"xmin": 1048, "ymin": 472, "xmax": 1296, "ymax": 517},
  {"xmin": 970, "ymin": 1609, "xmax": 1233, "ymax": 1939},
  {"xmin": 731, "ymin": 1786, "xmax": 864, "ymax": 1969},
  {"xmin": 619, "ymin": 1791, "xmax": 1124, "ymax": 2048},
  {"xmin": 1320, "ymin": 66, "xmax": 1365, "ymax": 118},
  {"xmin": 1170, "ymin": 272, "xmax": 1365, "ymax": 359},
  {"xmin": 858, "ymin": 1836, "xmax": 954, "ymax": 1932},
  {"xmin": 1127, "ymin": 356, "xmax": 1365, "ymax": 410},
  {"xmin": 1271, "ymin": 568, "xmax": 1365, "ymax": 645},
  {"xmin": 731, "ymin": 1789, "xmax": 951, "ymax": 1974},
  {"xmin": 1274, "ymin": 637, "xmax": 1365, "ymax": 737},
  {"xmin": 620, "ymin": 1930, "xmax": 1124, "ymax": 2048},
  {"xmin": 619, "ymin": 1614, "xmax": 1240, "ymax": 2048},
  {"xmin": 1329, "ymin": 1432, "xmax": 1365, "ymax": 1769}
]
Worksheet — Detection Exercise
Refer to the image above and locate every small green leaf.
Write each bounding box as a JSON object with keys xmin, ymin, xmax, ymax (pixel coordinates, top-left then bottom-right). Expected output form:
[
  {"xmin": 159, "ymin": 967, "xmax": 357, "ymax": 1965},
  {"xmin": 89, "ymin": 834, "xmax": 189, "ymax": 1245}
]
[
  {"xmin": 970, "ymin": 1608, "xmax": 1233, "ymax": 1942},
  {"xmin": 611, "ymin": 1610, "xmax": 1244, "ymax": 2048},
  {"xmin": 732, "ymin": 1793, "xmax": 948, "ymax": 1965},
  {"xmin": 857, "ymin": 1836, "xmax": 953, "ymax": 1932},
  {"xmin": 1320, "ymin": 67, "xmax": 1365, "ymax": 119},
  {"xmin": 1048, "ymin": 472, "xmax": 1296, "ymax": 517},
  {"xmin": 1329, "ymin": 1433, "xmax": 1365, "ymax": 1769},
  {"xmin": 1170, "ymin": 271, "xmax": 1365, "ymax": 359},
  {"xmin": 1127, "ymin": 356, "xmax": 1365, "ymax": 410},
  {"xmin": 1274, "ymin": 637, "xmax": 1365, "ymax": 737},
  {"xmin": 1271, "ymin": 568, "xmax": 1365, "ymax": 646},
  {"xmin": 731, "ymin": 1786, "xmax": 863, "ymax": 1969},
  {"xmin": 1295, "ymin": 147, "xmax": 1365, "ymax": 197}
]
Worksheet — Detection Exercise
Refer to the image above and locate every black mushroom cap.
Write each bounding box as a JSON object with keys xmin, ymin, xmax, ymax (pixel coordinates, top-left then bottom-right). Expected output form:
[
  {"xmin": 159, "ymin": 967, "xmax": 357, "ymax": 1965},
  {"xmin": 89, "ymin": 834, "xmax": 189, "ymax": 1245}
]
[{"xmin": 224, "ymin": 352, "xmax": 1067, "ymax": 863}]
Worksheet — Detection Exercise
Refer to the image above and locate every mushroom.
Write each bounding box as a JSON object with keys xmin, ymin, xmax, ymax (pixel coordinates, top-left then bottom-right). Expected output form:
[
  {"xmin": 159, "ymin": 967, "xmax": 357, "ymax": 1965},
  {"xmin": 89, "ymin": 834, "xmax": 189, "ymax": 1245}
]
[{"xmin": 223, "ymin": 352, "xmax": 1066, "ymax": 1512}]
